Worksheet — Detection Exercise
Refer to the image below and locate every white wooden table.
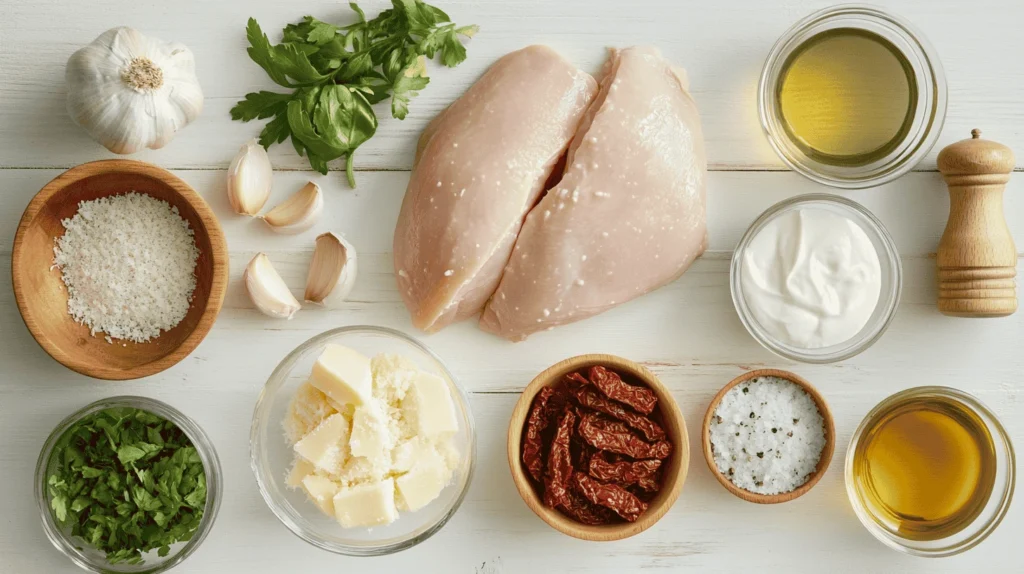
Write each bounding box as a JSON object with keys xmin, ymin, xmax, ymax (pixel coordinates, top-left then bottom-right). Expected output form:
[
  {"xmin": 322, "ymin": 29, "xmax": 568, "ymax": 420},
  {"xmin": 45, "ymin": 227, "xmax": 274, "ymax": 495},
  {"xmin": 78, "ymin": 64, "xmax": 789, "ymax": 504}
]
[{"xmin": 2, "ymin": 1, "xmax": 1022, "ymax": 572}]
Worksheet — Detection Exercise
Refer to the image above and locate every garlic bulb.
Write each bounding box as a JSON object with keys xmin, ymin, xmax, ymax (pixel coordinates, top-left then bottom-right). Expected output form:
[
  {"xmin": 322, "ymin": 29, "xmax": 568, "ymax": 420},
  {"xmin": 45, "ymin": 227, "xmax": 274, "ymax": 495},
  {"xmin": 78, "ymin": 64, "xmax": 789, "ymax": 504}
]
[
  {"xmin": 228, "ymin": 140, "xmax": 273, "ymax": 215},
  {"xmin": 305, "ymin": 233, "xmax": 357, "ymax": 308},
  {"xmin": 263, "ymin": 181, "xmax": 323, "ymax": 233},
  {"xmin": 66, "ymin": 27, "xmax": 203, "ymax": 154},
  {"xmin": 245, "ymin": 253, "xmax": 301, "ymax": 319}
]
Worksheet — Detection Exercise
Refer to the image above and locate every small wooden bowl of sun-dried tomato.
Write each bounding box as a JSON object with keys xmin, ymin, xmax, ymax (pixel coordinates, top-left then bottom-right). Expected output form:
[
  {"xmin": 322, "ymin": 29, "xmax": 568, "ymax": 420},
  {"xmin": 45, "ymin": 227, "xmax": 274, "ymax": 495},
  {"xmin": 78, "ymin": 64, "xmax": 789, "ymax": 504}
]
[{"xmin": 507, "ymin": 354, "xmax": 688, "ymax": 541}]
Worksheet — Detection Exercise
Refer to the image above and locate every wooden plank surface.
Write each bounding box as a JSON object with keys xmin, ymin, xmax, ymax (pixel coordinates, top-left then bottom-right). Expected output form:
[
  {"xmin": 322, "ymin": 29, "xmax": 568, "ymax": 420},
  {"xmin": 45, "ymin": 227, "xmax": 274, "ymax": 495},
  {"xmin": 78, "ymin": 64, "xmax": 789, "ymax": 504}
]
[
  {"xmin": 1, "ymin": 0, "xmax": 1022, "ymax": 572},
  {"xmin": 1, "ymin": 0, "xmax": 1023, "ymax": 171}
]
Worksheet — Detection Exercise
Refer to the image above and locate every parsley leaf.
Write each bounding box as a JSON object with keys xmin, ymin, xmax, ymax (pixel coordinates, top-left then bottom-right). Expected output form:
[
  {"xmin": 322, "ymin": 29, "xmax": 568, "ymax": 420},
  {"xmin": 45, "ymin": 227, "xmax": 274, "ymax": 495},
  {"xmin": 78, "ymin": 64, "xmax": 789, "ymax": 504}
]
[
  {"xmin": 232, "ymin": 1, "xmax": 475, "ymax": 187},
  {"xmin": 230, "ymin": 91, "xmax": 293, "ymax": 121},
  {"xmin": 44, "ymin": 408, "xmax": 207, "ymax": 565}
]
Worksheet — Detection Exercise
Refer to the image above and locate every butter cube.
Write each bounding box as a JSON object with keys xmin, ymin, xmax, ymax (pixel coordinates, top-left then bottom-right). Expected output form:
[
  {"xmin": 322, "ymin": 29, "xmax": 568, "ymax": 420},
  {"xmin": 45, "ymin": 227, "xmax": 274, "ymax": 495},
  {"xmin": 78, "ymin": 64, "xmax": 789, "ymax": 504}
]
[
  {"xmin": 294, "ymin": 413, "xmax": 349, "ymax": 474},
  {"xmin": 333, "ymin": 479, "xmax": 399, "ymax": 528},
  {"xmin": 349, "ymin": 403, "xmax": 392, "ymax": 460},
  {"xmin": 310, "ymin": 345, "xmax": 372, "ymax": 407},
  {"xmin": 403, "ymin": 372, "xmax": 458, "ymax": 437},
  {"xmin": 396, "ymin": 461, "xmax": 451, "ymax": 512},
  {"xmin": 301, "ymin": 475, "xmax": 340, "ymax": 517},
  {"xmin": 286, "ymin": 458, "xmax": 315, "ymax": 489}
]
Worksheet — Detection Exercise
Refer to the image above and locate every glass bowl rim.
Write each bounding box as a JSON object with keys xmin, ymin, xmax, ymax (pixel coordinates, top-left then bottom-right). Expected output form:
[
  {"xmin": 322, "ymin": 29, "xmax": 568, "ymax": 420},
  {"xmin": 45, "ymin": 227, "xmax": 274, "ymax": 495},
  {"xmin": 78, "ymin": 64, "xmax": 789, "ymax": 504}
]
[
  {"xmin": 729, "ymin": 193, "xmax": 903, "ymax": 363},
  {"xmin": 35, "ymin": 395, "xmax": 223, "ymax": 574},
  {"xmin": 843, "ymin": 385, "xmax": 1016, "ymax": 557},
  {"xmin": 757, "ymin": 3, "xmax": 948, "ymax": 189},
  {"xmin": 249, "ymin": 324, "xmax": 478, "ymax": 557}
]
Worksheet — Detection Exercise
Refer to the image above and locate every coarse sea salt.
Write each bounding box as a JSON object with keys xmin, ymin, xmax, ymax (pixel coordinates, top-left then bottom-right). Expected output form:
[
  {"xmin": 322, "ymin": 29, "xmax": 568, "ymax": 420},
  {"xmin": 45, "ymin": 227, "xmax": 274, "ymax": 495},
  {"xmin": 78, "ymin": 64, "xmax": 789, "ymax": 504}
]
[
  {"xmin": 709, "ymin": 376, "xmax": 825, "ymax": 495},
  {"xmin": 52, "ymin": 192, "xmax": 199, "ymax": 343}
]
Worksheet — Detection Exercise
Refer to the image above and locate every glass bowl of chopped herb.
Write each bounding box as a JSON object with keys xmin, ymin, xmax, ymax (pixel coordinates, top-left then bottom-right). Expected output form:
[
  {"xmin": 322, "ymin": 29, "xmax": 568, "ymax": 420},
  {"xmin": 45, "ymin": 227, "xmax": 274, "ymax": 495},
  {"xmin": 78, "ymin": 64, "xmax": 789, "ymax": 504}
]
[{"xmin": 35, "ymin": 397, "xmax": 222, "ymax": 573}]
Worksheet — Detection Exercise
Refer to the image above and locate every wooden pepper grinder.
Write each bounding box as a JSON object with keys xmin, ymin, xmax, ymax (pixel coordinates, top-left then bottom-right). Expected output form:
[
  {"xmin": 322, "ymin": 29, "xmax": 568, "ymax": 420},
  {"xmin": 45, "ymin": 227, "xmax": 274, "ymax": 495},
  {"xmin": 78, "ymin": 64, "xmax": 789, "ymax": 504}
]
[{"xmin": 936, "ymin": 129, "xmax": 1017, "ymax": 317}]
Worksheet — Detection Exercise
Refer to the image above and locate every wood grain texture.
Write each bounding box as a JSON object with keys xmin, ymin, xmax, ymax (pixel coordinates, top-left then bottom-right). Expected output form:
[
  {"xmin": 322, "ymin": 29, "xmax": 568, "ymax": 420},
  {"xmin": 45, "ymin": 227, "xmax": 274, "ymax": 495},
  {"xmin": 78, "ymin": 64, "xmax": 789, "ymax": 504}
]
[
  {"xmin": 11, "ymin": 160, "xmax": 228, "ymax": 380},
  {"xmin": 936, "ymin": 131, "xmax": 1018, "ymax": 316},
  {"xmin": 507, "ymin": 354, "xmax": 688, "ymax": 541},
  {"xmin": 2, "ymin": 0, "xmax": 1024, "ymax": 172},
  {"xmin": 1, "ymin": 0, "xmax": 1023, "ymax": 571},
  {"xmin": 701, "ymin": 369, "xmax": 835, "ymax": 504}
]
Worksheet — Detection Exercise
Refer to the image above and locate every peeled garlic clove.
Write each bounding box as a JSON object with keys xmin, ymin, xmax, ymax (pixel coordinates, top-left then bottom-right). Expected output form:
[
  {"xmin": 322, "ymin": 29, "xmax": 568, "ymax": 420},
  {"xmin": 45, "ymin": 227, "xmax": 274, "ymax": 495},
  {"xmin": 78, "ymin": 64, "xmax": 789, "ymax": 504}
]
[
  {"xmin": 244, "ymin": 253, "xmax": 301, "ymax": 319},
  {"xmin": 228, "ymin": 139, "xmax": 273, "ymax": 216},
  {"xmin": 305, "ymin": 232, "xmax": 357, "ymax": 308},
  {"xmin": 262, "ymin": 181, "xmax": 323, "ymax": 234}
]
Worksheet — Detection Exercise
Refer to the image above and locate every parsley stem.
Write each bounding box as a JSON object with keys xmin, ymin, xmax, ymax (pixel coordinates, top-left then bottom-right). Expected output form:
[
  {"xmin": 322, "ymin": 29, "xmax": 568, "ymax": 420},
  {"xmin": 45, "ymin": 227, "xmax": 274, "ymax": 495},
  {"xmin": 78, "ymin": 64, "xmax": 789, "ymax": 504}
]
[{"xmin": 345, "ymin": 154, "xmax": 356, "ymax": 188}]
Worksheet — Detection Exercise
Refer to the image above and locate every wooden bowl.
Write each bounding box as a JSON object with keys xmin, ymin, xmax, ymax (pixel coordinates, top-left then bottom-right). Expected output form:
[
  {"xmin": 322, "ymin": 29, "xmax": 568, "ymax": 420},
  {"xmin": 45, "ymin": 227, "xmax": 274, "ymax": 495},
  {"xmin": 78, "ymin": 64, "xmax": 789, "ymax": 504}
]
[
  {"xmin": 701, "ymin": 369, "xmax": 835, "ymax": 504},
  {"xmin": 12, "ymin": 160, "xmax": 228, "ymax": 380},
  {"xmin": 507, "ymin": 354, "xmax": 688, "ymax": 541}
]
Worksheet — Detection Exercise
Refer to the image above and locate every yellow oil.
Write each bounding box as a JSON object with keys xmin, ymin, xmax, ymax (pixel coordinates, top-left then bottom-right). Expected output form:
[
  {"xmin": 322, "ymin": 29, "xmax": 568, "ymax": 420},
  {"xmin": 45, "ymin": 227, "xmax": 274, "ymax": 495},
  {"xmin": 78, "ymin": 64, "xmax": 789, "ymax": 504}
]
[
  {"xmin": 851, "ymin": 395, "xmax": 997, "ymax": 541},
  {"xmin": 777, "ymin": 28, "xmax": 917, "ymax": 166}
]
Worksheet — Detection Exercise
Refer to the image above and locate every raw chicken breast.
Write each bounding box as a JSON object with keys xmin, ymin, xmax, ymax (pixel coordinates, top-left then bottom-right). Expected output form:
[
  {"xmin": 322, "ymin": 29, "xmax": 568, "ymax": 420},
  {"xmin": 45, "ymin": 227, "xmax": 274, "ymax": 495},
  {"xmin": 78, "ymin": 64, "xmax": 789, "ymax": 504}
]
[
  {"xmin": 480, "ymin": 46, "xmax": 707, "ymax": 341},
  {"xmin": 394, "ymin": 45, "xmax": 597, "ymax": 332}
]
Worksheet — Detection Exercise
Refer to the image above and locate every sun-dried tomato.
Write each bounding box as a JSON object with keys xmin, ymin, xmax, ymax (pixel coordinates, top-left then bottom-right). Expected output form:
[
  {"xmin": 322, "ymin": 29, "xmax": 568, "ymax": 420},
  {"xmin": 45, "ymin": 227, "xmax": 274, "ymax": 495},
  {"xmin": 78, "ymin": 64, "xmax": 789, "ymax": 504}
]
[
  {"xmin": 578, "ymin": 413, "xmax": 672, "ymax": 459},
  {"xmin": 572, "ymin": 472, "xmax": 649, "ymax": 523},
  {"xmin": 587, "ymin": 366, "xmax": 658, "ymax": 415},
  {"xmin": 630, "ymin": 482, "xmax": 660, "ymax": 503},
  {"xmin": 522, "ymin": 387, "xmax": 566, "ymax": 483},
  {"xmin": 571, "ymin": 429, "xmax": 597, "ymax": 470},
  {"xmin": 543, "ymin": 408, "xmax": 576, "ymax": 509},
  {"xmin": 568, "ymin": 382, "xmax": 666, "ymax": 441},
  {"xmin": 589, "ymin": 453, "xmax": 662, "ymax": 491},
  {"xmin": 565, "ymin": 371, "xmax": 589, "ymax": 387},
  {"xmin": 559, "ymin": 487, "xmax": 616, "ymax": 525}
]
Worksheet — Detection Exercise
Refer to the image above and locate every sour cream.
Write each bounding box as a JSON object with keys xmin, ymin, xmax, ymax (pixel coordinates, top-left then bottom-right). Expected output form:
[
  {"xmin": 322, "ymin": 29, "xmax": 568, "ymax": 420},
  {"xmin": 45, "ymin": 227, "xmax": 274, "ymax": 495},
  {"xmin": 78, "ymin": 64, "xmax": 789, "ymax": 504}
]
[{"xmin": 740, "ymin": 207, "xmax": 882, "ymax": 349}]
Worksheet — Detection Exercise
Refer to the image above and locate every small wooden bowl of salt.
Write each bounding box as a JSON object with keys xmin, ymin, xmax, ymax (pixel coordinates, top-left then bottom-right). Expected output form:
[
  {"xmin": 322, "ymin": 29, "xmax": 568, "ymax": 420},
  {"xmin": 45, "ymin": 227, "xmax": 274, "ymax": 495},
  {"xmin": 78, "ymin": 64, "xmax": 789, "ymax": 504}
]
[
  {"xmin": 12, "ymin": 160, "xmax": 228, "ymax": 380},
  {"xmin": 701, "ymin": 369, "xmax": 835, "ymax": 504}
]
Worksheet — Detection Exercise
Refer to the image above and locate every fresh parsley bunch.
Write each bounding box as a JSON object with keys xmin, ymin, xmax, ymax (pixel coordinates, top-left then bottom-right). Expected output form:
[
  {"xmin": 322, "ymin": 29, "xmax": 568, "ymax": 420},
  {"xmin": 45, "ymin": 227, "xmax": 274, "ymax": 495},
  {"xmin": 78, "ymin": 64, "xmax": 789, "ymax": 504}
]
[
  {"xmin": 231, "ymin": 1, "xmax": 478, "ymax": 187},
  {"xmin": 46, "ymin": 408, "xmax": 207, "ymax": 565}
]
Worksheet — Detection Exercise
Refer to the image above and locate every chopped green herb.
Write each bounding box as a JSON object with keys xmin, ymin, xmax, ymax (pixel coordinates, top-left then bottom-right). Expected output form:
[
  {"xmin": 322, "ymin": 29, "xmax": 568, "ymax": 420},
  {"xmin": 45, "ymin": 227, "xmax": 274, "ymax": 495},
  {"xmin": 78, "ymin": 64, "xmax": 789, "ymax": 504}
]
[
  {"xmin": 231, "ymin": 1, "xmax": 477, "ymax": 187},
  {"xmin": 45, "ymin": 408, "xmax": 207, "ymax": 565}
]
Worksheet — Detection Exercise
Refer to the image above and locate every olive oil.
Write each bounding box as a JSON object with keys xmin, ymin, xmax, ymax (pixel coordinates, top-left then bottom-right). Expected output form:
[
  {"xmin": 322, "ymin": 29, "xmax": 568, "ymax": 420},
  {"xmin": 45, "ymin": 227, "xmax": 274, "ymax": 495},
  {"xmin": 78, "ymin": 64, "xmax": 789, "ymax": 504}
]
[
  {"xmin": 777, "ymin": 28, "xmax": 917, "ymax": 166},
  {"xmin": 851, "ymin": 394, "xmax": 997, "ymax": 541}
]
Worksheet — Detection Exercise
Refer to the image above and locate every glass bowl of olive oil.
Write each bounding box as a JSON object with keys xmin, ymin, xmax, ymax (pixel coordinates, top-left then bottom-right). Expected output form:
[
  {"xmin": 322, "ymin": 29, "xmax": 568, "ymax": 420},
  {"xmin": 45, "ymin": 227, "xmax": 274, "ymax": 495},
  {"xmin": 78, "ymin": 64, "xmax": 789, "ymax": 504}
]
[
  {"xmin": 845, "ymin": 387, "xmax": 1014, "ymax": 557},
  {"xmin": 759, "ymin": 5, "xmax": 946, "ymax": 188}
]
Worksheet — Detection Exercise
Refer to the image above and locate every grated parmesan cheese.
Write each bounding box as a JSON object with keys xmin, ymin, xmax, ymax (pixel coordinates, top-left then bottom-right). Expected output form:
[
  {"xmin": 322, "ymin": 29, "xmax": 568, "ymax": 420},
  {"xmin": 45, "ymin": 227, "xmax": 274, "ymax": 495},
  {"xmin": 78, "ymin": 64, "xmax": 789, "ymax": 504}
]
[
  {"xmin": 52, "ymin": 192, "xmax": 199, "ymax": 343},
  {"xmin": 709, "ymin": 376, "xmax": 826, "ymax": 495}
]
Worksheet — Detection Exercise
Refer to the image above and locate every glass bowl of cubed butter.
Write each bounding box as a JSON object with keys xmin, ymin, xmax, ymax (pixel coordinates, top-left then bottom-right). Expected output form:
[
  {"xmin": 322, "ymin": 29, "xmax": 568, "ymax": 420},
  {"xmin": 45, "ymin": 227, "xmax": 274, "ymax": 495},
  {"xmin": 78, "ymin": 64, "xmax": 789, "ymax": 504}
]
[{"xmin": 250, "ymin": 325, "xmax": 476, "ymax": 556}]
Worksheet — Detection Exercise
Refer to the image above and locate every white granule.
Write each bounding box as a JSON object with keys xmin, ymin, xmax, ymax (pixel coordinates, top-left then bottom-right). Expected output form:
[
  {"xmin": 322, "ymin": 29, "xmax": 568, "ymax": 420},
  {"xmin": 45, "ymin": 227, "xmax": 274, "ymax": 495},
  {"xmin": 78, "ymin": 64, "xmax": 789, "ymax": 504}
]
[
  {"xmin": 52, "ymin": 192, "xmax": 199, "ymax": 343},
  {"xmin": 709, "ymin": 376, "xmax": 825, "ymax": 495}
]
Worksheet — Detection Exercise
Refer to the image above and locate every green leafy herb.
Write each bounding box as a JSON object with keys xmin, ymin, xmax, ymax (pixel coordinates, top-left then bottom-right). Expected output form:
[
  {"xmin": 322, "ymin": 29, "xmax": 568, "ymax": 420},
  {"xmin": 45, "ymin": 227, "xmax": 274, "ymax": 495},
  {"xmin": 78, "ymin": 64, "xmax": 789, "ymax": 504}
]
[
  {"xmin": 45, "ymin": 408, "xmax": 207, "ymax": 565},
  {"xmin": 231, "ymin": 1, "xmax": 478, "ymax": 187}
]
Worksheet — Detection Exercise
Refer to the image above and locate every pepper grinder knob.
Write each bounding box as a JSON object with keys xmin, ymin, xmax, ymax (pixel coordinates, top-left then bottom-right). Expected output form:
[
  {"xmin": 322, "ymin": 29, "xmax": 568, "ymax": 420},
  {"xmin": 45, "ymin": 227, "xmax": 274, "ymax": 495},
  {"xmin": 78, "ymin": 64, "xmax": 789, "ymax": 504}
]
[{"xmin": 936, "ymin": 129, "xmax": 1017, "ymax": 317}]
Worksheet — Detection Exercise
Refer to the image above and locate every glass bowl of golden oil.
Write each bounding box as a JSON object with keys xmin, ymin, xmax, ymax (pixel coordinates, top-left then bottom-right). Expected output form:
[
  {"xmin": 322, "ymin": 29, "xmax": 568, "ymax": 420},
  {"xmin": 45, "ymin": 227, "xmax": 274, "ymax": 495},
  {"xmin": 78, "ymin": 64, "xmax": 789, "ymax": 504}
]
[
  {"xmin": 846, "ymin": 387, "xmax": 1015, "ymax": 556},
  {"xmin": 759, "ymin": 5, "xmax": 946, "ymax": 188}
]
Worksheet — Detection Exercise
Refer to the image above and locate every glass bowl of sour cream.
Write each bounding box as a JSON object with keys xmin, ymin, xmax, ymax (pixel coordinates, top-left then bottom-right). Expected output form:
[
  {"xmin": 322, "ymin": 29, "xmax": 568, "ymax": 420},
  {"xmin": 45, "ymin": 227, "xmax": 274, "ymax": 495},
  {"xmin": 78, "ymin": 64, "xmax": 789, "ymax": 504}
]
[{"xmin": 730, "ymin": 194, "xmax": 902, "ymax": 363}]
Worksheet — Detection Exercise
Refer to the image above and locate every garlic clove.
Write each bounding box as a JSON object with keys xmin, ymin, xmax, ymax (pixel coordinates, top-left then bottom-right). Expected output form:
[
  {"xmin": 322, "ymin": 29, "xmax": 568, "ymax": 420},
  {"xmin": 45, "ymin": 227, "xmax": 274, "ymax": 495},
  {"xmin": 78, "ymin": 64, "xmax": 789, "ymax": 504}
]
[
  {"xmin": 227, "ymin": 139, "xmax": 273, "ymax": 216},
  {"xmin": 245, "ymin": 253, "xmax": 301, "ymax": 319},
  {"xmin": 305, "ymin": 232, "xmax": 358, "ymax": 308},
  {"xmin": 262, "ymin": 181, "xmax": 323, "ymax": 234}
]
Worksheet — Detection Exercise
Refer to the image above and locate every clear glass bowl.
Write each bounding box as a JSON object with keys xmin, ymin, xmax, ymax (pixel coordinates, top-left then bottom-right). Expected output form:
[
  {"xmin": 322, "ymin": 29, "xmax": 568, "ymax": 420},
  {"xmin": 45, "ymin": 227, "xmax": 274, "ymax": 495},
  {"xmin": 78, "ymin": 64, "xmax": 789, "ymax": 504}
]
[
  {"xmin": 730, "ymin": 194, "xmax": 902, "ymax": 363},
  {"xmin": 758, "ymin": 4, "xmax": 946, "ymax": 188},
  {"xmin": 845, "ymin": 387, "xmax": 1015, "ymax": 557},
  {"xmin": 35, "ymin": 396, "xmax": 223, "ymax": 573},
  {"xmin": 250, "ymin": 325, "xmax": 476, "ymax": 556}
]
